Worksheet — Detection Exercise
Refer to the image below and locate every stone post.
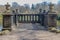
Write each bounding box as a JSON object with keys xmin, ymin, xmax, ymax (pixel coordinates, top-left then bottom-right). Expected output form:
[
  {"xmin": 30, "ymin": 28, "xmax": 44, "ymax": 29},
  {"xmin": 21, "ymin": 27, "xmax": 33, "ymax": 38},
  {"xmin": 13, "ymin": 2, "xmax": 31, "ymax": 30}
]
[
  {"xmin": 42, "ymin": 10, "xmax": 46, "ymax": 26},
  {"xmin": 15, "ymin": 9, "xmax": 18, "ymax": 27},
  {"xmin": 2, "ymin": 3, "xmax": 12, "ymax": 31},
  {"xmin": 2, "ymin": 14, "xmax": 13, "ymax": 31},
  {"xmin": 47, "ymin": 3, "xmax": 57, "ymax": 28}
]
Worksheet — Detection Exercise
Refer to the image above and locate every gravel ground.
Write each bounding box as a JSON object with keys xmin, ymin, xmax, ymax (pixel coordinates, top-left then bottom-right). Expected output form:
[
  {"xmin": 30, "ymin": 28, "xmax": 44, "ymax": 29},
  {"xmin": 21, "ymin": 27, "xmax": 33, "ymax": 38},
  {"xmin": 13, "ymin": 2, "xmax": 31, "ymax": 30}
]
[{"xmin": 0, "ymin": 23, "xmax": 60, "ymax": 40}]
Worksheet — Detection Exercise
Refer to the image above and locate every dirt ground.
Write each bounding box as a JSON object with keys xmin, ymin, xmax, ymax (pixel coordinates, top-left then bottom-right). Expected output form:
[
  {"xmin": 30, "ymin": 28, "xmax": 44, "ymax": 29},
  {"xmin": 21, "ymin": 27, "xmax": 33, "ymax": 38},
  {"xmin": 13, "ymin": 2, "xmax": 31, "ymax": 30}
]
[{"xmin": 0, "ymin": 23, "xmax": 60, "ymax": 40}]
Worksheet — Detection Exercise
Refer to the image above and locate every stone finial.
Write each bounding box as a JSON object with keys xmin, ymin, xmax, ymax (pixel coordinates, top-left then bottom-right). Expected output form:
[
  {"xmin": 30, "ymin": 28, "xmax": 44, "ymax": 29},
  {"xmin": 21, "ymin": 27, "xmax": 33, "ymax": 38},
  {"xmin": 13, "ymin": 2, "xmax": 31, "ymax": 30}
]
[
  {"xmin": 5, "ymin": 2, "xmax": 10, "ymax": 10},
  {"xmin": 43, "ymin": 10, "xmax": 46, "ymax": 13},
  {"xmin": 12, "ymin": 10, "xmax": 15, "ymax": 13},
  {"xmin": 4, "ymin": 2, "xmax": 11, "ymax": 13},
  {"xmin": 49, "ymin": 3, "xmax": 54, "ymax": 12},
  {"xmin": 16, "ymin": 9, "xmax": 18, "ymax": 13},
  {"xmin": 39, "ymin": 9, "xmax": 42, "ymax": 13}
]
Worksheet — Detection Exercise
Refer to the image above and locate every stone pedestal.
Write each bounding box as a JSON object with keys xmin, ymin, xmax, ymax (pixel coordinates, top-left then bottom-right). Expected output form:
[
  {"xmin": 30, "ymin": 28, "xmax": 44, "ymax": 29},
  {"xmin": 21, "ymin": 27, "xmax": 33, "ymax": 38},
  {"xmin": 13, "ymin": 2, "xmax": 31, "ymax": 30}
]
[
  {"xmin": 2, "ymin": 14, "xmax": 13, "ymax": 31},
  {"xmin": 44, "ymin": 3, "xmax": 57, "ymax": 28},
  {"xmin": 48, "ymin": 13, "xmax": 57, "ymax": 27}
]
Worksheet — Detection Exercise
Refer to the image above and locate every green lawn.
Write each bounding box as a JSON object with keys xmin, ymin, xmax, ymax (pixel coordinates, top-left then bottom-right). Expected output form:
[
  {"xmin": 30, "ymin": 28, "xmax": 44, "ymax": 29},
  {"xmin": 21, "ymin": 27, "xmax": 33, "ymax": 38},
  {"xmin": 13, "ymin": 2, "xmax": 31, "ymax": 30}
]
[
  {"xmin": 0, "ymin": 15, "xmax": 3, "ymax": 25},
  {"xmin": 57, "ymin": 20, "xmax": 60, "ymax": 26}
]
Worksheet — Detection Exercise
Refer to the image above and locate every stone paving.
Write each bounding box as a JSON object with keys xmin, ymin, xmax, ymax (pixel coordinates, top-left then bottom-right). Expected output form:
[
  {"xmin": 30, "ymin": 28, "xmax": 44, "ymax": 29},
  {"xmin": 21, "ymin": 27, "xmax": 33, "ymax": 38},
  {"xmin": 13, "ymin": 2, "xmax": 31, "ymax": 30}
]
[{"xmin": 0, "ymin": 23, "xmax": 60, "ymax": 40}]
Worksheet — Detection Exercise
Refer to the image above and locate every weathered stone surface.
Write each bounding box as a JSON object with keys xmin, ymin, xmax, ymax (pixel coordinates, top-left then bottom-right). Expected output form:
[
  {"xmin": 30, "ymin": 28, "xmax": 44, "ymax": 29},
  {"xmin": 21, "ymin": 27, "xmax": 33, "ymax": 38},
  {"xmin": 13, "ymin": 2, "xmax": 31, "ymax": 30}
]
[{"xmin": 0, "ymin": 23, "xmax": 60, "ymax": 40}]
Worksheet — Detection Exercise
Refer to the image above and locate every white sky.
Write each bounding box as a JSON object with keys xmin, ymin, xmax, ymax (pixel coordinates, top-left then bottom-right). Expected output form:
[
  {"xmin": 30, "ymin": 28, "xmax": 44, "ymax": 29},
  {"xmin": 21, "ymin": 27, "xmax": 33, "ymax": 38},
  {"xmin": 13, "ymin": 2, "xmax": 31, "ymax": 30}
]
[{"xmin": 0, "ymin": 0, "xmax": 59, "ymax": 5}]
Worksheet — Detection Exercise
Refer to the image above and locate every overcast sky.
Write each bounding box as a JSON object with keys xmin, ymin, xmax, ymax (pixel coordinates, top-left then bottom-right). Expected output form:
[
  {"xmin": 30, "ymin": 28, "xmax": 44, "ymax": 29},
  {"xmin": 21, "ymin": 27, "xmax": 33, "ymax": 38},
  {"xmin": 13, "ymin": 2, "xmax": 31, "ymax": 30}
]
[{"xmin": 0, "ymin": 0, "xmax": 59, "ymax": 5}]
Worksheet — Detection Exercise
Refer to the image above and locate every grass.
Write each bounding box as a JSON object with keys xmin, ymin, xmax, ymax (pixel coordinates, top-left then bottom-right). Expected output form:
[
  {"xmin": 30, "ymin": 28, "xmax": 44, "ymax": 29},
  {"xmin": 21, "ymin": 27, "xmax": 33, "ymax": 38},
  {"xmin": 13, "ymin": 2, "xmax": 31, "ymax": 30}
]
[
  {"xmin": 0, "ymin": 15, "xmax": 3, "ymax": 25},
  {"xmin": 57, "ymin": 20, "xmax": 60, "ymax": 26}
]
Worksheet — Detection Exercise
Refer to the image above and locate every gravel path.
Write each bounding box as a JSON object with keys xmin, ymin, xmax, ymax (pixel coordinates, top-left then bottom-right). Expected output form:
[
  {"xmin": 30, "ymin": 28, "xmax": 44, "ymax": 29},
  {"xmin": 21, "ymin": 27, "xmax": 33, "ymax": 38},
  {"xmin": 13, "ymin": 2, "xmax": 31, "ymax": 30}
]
[{"xmin": 0, "ymin": 23, "xmax": 60, "ymax": 40}]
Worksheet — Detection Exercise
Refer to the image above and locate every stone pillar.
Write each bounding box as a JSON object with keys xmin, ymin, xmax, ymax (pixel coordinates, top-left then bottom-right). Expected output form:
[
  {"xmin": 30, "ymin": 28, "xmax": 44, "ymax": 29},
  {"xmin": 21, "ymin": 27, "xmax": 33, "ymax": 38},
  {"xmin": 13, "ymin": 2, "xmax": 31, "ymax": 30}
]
[
  {"xmin": 2, "ymin": 15, "xmax": 12, "ymax": 31},
  {"xmin": 42, "ymin": 10, "xmax": 46, "ymax": 26},
  {"xmin": 15, "ymin": 9, "xmax": 18, "ymax": 27},
  {"xmin": 2, "ymin": 2, "xmax": 13, "ymax": 31},
  {"xmin": 48, "ymin": 13, "xmax": 57, "ymax": 27},
  {"xmin": 40, "ymin": 9, "xmax": 46, "ymax": 26},
  {"xmin": 47, "ymin": 3, "xmax": 57, "ymax": 28}
]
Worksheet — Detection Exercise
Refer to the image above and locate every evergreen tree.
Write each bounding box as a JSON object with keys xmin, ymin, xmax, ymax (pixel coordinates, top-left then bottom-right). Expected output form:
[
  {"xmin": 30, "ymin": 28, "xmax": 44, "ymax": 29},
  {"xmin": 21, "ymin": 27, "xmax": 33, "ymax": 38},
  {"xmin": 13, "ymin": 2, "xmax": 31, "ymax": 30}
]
[{"xmin": 31, "ymin": 4, "xmax": 35, "ymax": 10}]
